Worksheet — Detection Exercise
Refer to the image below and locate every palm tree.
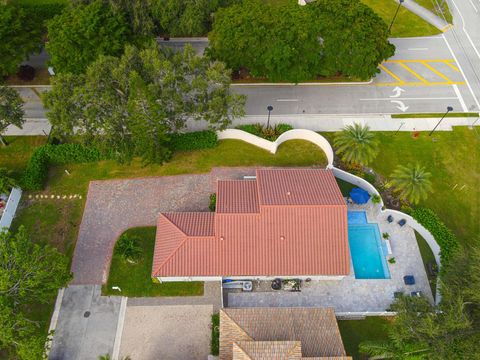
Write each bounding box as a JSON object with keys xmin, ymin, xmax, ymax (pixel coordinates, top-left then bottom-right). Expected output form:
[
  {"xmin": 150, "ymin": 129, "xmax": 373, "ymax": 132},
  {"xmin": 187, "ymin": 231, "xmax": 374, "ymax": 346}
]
[
  {"xmin": 359, "ymin": 339, "xmax": 430, "ymax": 360},
  {"xmin": 389, "ymin": 163, "xmax": 432, "ymax": 204},
  {"xmin": 334, "ymin": 123, "xmax": 378, "ymax": 166}
]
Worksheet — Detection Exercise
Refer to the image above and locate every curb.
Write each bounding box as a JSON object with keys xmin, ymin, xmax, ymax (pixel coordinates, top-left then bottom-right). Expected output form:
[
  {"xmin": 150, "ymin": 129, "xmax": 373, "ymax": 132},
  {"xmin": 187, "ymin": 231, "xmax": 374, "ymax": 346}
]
[
  {"xmin": 45, "ymin": 287, "xmax": 65, "ymax": 356},
  {"xmin": 231, "ymin": 79, "xmax": 373, "ymax": 86},
  {"xmin": 111, "ymin": 296, "xmax": 128, "ymax": 360}
]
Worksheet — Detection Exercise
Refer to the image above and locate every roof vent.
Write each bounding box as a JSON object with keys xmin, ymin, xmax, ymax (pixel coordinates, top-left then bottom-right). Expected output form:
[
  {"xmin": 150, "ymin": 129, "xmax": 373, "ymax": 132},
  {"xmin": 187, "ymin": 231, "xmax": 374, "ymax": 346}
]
[
  {"xmin": 280, "ymin": 235, "xmax": 285, "ymax": 241},
  {"xmin": 220, "ymin": 236, "xmax": 225, "ymax": 241},
  {"xmin": 286, "ymin": 191, "xmax": 291, "ymax": 196}
]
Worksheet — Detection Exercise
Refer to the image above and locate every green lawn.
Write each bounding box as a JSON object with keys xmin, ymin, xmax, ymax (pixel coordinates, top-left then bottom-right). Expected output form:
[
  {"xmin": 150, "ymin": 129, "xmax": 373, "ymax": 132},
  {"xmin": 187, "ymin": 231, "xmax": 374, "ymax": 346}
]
[
  {"xmin": 415, "ymin": 231, "xmax": 437, "ymax": 297},
  {"xmin": 361, "ymin": 0, "xmax": 440, "ymax": 37},
  {"xmin": 102, "ymin": 227, "xmax": 204, "ymax": 297},
  {"xmin": 336, "ymin": 178, "xmax": 356, "ymax": 197},
  {"xmin": 339, "ymin": 317, "xmax": 391, "ymax": 359},
  {"xmin": 0, "ymin": 136, "xmax": 46, "ymax": 179},
  {"xmin": 415, "ymin": 0, "xmax": 453, "ymax": 23}
]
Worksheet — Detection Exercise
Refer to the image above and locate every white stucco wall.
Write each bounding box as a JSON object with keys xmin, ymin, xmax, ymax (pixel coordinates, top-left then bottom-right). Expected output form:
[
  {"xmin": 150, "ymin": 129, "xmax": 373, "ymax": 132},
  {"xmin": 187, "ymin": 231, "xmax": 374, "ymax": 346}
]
[
  {"xmin": 0, "ymin": 187, "xmax": 22, "ymax": 230},
  {"xmin": 217, "ymin": 128, "xmax": 334, "ymax": 167}
]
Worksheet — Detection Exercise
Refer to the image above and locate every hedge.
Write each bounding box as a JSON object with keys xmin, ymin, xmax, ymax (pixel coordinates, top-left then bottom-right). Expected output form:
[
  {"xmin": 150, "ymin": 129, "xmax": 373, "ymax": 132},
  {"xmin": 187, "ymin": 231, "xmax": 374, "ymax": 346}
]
[
  {"xmin": 411, "ymin": 207, "xmax": 459, "ymax": 265},
  {"xmin": 169, "ymin": 130, "xmax": 218, "ymax": 152},
  {"xmin": 22, "ymin": 144, "xmax": 110, "ymax": 190},
  {"xmin": 235, "ymin": 123, "xmax": 293, "ymax": 140}
]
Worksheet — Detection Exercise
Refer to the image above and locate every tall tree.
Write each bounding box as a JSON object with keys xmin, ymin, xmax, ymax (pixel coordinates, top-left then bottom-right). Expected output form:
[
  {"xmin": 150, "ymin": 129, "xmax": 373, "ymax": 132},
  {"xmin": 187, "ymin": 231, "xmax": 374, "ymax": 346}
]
[
  {"xmin": 46, "ymin": 0, "xmax": 131, "ymax": 74},
  {"xmin": 208, "ymin": 0, "xmax": 394, "ymax": 82},
  {"xmin": 0, "ymin": 227, "xmax": 71, "ymax": 360},
  {"xmin": 0, "ymin": 86, "xmax": 24, "ymax": 146},
  {"xmin": 43, "ymin": 43, "xmax": 245, "ymax": 163},
  {"xmin": 334, "ymin": 123, "xmax": 378, "ymax": 166},
  {"xmin": 0, "ymin": 4, "xmax": 42, "ymax": 77},
  {"xmin": 389, "ymin": 163, "xmax": 433, "ymax": 204}
]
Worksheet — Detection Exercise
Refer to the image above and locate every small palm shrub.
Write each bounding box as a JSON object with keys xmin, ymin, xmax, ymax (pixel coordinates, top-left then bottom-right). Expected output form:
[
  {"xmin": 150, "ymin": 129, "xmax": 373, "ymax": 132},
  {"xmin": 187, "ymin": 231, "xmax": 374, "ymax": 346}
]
[
  {"xmin": 236, "ymin": 123, "xmax": 293, "ymax": 140},
  {"xmin": 0, "ymin": 167, "xmax": 16, "ymax": 194},
  {"xmin": 334, "ymin": 123, "xmax": 378, "ymax": 166},
  {"xmin": 209, "ymin": 193, "xmax": 216, "ymax": 212},
  {"xmin": 389, "ymin": 163, "xmax": 433, "ymax": 204},
  {"xmin": 115, "ymin": 233, "xmax": 142, "ymax": 263}
]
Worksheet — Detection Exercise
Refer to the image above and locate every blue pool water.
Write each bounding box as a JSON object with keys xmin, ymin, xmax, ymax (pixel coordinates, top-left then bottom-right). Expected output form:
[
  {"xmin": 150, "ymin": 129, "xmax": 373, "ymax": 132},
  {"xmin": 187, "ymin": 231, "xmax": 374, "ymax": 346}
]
[{"xmin": 348, "ymin": 211, "xmax": 390, "ymax": 279}]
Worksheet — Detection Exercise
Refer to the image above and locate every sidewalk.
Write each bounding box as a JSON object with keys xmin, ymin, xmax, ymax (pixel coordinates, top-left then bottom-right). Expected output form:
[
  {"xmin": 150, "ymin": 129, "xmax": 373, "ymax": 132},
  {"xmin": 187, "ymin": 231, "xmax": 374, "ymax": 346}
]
[{"xmin": 401, "ymin": 0, "xmax": 450, "ymax": 31}]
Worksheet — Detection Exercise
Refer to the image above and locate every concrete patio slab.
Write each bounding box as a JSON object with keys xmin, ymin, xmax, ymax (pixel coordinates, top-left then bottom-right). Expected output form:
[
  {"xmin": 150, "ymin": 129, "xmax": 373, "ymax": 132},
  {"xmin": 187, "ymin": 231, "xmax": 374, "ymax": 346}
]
[{"xmin": 119, "ymin": 304, "xmax": 213, "ymax": 360}]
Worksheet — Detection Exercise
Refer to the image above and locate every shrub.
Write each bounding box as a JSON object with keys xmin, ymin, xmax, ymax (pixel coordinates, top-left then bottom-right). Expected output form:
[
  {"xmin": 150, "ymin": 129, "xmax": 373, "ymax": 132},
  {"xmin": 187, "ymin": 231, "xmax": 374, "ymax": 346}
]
[
  {"xmin": 371, "ymin": 194, "xmax": 381, "ymax": 204},
  {"xmin": 169, "ymin": 130, "xmax": 218, "ymax": 152},
  {"xmin": 411, "ymin": 207, "xmax": 459, "ymax": 265},
  {"xmin": 388, "ymin": 257, "xmax": 396, "ymax": 264},
  {"xmin": 0, "ymin": 168, "xmax": 17, "ymax": 194},
  {"xmin": 236, "ymin": 123, "xmax": 293, "ymax": 140},
  {"xmin": 21, "ymin": 147, "xmax": 49, "ymax": 190},
  {"xmin": 115, "ymin": 233, "xmax": 143, "ymax": 262},
  {"xmin": 211, "ymin": 313, "xmax": 220, "ymax": 356},
  {"xmin": 209, "ymin": 193, "xmax": 216, "ymax": 212},
  {"xmin": 21, "ymin": 144, "xmax": 110, "ymax": 190}
]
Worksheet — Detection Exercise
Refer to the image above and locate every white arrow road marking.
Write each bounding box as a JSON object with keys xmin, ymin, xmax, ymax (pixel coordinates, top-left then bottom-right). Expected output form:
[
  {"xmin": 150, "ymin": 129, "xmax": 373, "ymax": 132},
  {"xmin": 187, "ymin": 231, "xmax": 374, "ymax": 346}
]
[
  {"xmin": 389, "ymin": 86, "xmax": 406, "ymax": 98},
  {"xmin": 390, "ymin": 100, "xmax": 409, "ymax": 112}
]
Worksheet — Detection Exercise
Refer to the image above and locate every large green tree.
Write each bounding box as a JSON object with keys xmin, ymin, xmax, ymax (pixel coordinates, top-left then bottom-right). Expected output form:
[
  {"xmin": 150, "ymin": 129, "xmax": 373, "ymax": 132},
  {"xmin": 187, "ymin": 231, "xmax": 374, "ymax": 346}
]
[
  {"xmin": 0, "ymin": 4, "xmax": 42, "ymax": 77},
  {"xmin": 44, "ymin": 43, "xmax": 245, "ymax": 163},
  {"xmin": 389, "ymin": 163, "xmax": 433, "ymax": 204},
  {"xmin": 208, "ymin": 0, "xmax": 394, "ymax": 82},
  {"xmin": 46, "ymin": 0, "xmax": 131, "ymax": 74},
  {"xmin": 0, "ymin": 86, "xmax": 25, "ymax": 146},
  {"xmin": 334, "ymin": 123, "xmax": 378, "ymax": 166},
  {"xmin": 0, "ymin": 227, "xmax": 71, "ymax": 360}
]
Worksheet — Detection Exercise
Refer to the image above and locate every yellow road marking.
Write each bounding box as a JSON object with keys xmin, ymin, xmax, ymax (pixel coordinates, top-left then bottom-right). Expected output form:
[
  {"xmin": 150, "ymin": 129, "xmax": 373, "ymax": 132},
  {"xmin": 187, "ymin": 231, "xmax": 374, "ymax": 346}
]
[
  {"xmin": 385, "ymin": 59, "xmax": 456, "ymax": 63},
  {"xmin": 378, "ymin": 64, "xmax": 404, "ymax": 84},
  {"xmin": 398, "ymin": 63, "xmax": 429, "ymax": 84},
  {"xmin": 445, "ymin": 61, "xmax": 460, "ymax": 72},
  {"xmin": 374, "ymin": 81, "xmax": 465, "ymax": 87},
  {"xmin": 420, "ymin": 61, "xmax": 453, "ymax": 83}
]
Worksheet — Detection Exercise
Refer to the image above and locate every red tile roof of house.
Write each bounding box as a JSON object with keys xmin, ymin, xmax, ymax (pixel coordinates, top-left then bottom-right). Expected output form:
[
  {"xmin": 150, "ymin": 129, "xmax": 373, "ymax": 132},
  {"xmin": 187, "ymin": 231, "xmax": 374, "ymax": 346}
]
[{"xmin": 152, "ymin": 169, "xmax": 349, "ymax": 278}]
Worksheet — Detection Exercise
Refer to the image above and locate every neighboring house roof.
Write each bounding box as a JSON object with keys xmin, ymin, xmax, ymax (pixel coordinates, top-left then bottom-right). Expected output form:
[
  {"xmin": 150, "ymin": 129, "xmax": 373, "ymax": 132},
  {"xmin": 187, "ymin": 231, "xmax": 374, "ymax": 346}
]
[
  {"xmin": 152, "ymin": 169, "xmax": 349, "ymax": 278},
  {"xmin": 220, "ymin": 307, "xmax": 351, "ymax": 360}
]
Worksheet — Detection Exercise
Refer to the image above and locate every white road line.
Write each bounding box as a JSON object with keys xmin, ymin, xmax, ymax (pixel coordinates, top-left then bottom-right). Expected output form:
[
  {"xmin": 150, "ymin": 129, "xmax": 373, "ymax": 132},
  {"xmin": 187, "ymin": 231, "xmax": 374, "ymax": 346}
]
[
  {"xmin": 442, "ymin": 34, "xmax": 480, "ymax": 109},
  {"xmin": 360, "ymin": 97, "xmax": 457, "ymax": 101},
  {"xmin": 450, "ymin": 0, "xmax": 480, "ymax": 59},
  {"xmin": 467, "ymin": 0, "xmax": 479, "ymax": 12},
  {"xmin": 452, "ymin": 84, "xmax": 468, "ymax": 112},
  {"xmin": 276, "ymin": 99, "xmax": 299, "ymax": 102},
  {"xmin": 408, "ymin": 48, "xmax": 429, "ymax": 50},
  {"xmin": 112, "ymin": 297, "xmax": 127, "ymax": 360}
]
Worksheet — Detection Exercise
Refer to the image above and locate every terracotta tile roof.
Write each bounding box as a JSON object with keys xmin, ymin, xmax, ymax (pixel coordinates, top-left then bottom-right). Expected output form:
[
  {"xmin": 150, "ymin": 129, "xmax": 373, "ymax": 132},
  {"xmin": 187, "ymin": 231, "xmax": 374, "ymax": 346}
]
[
  {"xmin": 217, "ymin": 180, "xmax": 259, "ymax": 213},
  {"xmin": 220, "ymin": 308, "xmax": 351, "ymax": 360},
  {"xmin": 233, "ymin": 341, "xmax": 302, "ymax": 360},
  {"xmin": 152, "ymin": 169, "xmax": 349, "ymax": 278},
  {"xmin": 256, "ymin": 169, "xmax": 345, "ymax": 206}
]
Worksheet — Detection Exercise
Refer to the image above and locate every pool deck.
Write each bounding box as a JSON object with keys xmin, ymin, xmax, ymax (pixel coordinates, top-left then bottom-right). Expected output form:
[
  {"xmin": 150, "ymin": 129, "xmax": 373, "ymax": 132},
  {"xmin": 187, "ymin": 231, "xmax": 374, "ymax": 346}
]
[{"xmin": 227, "ymin": 202, "xmax": 434, "ymax": 313}]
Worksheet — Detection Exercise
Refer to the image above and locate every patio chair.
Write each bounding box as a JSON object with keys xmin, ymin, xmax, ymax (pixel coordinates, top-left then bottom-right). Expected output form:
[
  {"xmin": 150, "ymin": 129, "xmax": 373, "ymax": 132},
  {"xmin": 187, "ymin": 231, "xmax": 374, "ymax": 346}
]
[
  {"xmin": 410, "ymin": 291, "xmax": 422, "ymax": 297},
  {"xmin": 398, "ymin": 219, "xmax": 407, "ymax": 227},
  {"xmin": 387, "ymin": 215, "xmax": 394, "ymax": 223},
  {"xmin": 403, "ymin": 275, "xmax": 415, "ymax": 285}
]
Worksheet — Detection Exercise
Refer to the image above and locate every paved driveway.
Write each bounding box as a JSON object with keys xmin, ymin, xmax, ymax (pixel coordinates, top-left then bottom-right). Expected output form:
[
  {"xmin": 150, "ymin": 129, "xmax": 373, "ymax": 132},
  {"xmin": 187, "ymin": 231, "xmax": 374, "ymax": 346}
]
[
  {"xmin": 71, "ymin": 168, "xmax": 256, "ymax": 285},
  {"xmin": 119, "ymin": 304, "xmax": 213, "ymax": 360}
]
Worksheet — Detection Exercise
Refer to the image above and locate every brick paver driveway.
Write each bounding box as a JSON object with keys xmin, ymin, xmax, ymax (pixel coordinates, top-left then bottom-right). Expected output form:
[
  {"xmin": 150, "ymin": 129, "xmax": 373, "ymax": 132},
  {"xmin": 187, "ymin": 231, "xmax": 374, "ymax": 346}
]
[{"xmin": 71, "ymin": 168, "xmax": 256, "ymax": 284}]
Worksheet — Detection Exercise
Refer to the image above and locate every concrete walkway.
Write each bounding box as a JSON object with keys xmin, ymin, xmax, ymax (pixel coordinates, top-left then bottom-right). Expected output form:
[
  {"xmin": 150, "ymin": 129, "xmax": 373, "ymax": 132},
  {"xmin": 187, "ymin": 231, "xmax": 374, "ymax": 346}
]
[{"xmin": 402, "ymin": 0, "xmax": 450, "ymax": 30}]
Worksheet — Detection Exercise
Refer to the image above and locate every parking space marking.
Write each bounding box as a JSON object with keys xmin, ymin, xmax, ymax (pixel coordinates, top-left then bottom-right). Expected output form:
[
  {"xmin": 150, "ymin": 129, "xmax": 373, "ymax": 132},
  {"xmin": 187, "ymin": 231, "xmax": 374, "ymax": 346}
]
[
  {"xmin": 453, "ymin": 84, "xmax": 468, "ymax": 112},
  {"xmin": 375, "ymin": 59, "xmax": 466, "ymax": 86}
]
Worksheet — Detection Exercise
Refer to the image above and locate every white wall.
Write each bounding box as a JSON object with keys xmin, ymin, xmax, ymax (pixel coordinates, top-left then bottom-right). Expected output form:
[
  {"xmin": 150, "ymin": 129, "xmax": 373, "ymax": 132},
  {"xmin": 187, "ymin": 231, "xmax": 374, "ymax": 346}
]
[
  {"xmin": 217, "ymin": 128, "xmax": 334, "ymax": 167},
  {"xmin": 0, "ymin": 187, "xmax": 22, "ymax": 230}
]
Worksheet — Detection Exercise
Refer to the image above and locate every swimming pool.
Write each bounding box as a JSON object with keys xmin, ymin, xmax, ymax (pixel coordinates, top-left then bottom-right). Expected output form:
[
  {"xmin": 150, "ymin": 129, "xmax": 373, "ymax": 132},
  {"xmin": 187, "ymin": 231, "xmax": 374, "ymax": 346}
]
[{"xmin": 348, "ymin": 211, "xmax": 390, "ymax": 279}]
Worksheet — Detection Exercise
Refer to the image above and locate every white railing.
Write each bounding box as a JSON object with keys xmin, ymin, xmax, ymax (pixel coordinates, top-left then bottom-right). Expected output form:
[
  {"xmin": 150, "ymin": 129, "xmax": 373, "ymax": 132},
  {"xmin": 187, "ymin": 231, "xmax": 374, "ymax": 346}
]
[{"xmin": 0, "ymin": 187, "xmax": 22, "ymax": 230}]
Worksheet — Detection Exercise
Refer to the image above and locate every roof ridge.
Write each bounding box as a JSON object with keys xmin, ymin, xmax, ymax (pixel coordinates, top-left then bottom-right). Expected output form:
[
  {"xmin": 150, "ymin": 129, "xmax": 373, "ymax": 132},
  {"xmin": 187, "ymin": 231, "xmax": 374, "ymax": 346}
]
[
  {"xmin": 160, "ymin": 213, "xmax": 189, "ymax": 236},
  {"xmin": 233, "ymin": 342, "xmax": 253, "ymax": 360},
  {"xmin": 222, "ymin": 309, "xmax": 254, "ymax": 341}
]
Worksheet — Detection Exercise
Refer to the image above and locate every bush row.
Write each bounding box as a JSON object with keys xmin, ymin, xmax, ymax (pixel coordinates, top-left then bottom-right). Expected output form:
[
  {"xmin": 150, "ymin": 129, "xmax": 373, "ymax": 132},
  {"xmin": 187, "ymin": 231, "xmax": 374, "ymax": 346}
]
[
  {"xmin": 169, "ymin": 130, "xmax": 218, "ymax": 152},
  {"xmin": 411, "ymin": 207, "xmax": 459, "ymax": 265},
  {"xmin": 22, "ymin": 144, "xmax": 111, "ymax": 191},
  {"xmin": 21, "ymin": 131, "xmax": 219, "ymax": 190},
  {"xmin": 21, "ymin": 3, "xmax": 66, "ymax": 24}
]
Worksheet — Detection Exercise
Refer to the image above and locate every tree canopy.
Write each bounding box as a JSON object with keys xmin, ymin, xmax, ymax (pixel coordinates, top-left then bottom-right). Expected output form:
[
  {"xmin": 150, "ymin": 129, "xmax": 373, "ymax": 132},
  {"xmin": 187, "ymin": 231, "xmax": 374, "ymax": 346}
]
[
  {"xmin": 0, "ymin": 4, "xmax": 42, "ymax": 77},
  {"xmin": 208, "ymin": 0, "xmax": 394, "ymax": 82},
  {"xmin": 0, "ymin": 86, "xmax": 24, "ymax": 146},
  {"xmin": 43, "ymin": 43, "xmax": 245, "ymax": 163},
  {"xmin": 46, "ymin": 0, "xmax": 132, "ymax": 74},
  {"xmin": 0, "ymin": 227, "xmax": 71, "ymax": 360},
  {"xmin": 389, "ymin": 163, "xmax": 433, "ymax": 204}
]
